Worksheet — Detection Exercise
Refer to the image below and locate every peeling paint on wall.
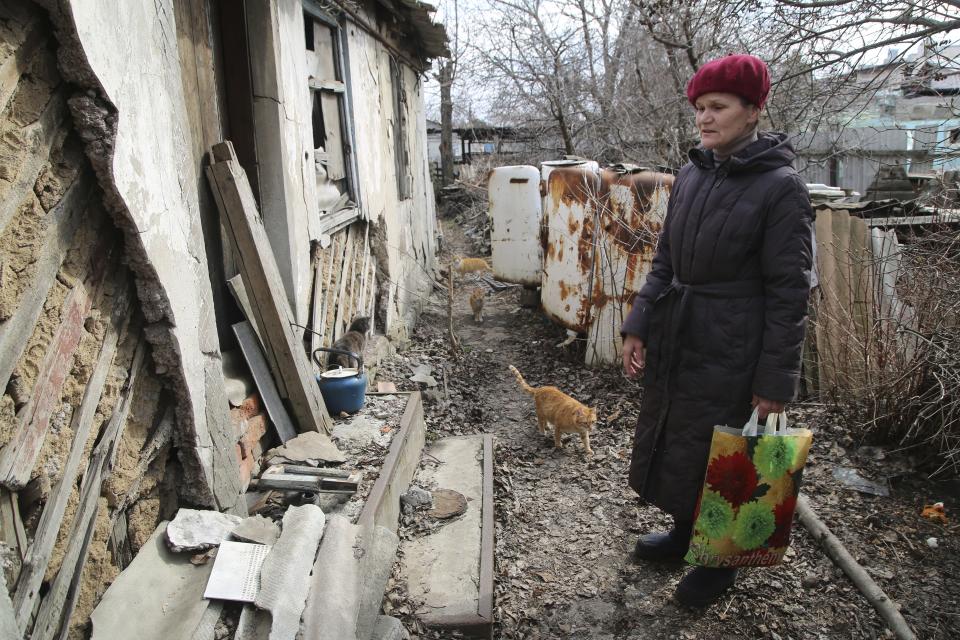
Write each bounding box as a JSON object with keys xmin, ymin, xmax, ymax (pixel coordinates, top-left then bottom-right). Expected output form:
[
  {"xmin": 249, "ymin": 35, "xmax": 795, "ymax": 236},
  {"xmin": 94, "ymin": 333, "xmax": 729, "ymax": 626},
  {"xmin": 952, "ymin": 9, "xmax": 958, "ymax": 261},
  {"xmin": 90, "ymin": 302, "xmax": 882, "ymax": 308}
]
[{"xmin": 54, "ymin": 0, "xmax": 241, "ymax": 509}]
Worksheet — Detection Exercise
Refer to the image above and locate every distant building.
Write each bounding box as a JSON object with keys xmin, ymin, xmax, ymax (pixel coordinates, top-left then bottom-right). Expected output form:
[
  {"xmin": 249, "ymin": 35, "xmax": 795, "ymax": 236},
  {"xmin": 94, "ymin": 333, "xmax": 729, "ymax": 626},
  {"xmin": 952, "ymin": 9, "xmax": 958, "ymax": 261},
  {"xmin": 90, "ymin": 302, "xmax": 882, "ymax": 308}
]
[
  {"xmin": 795, "ymin": 42, "xmax": 960, "ymax": 197},
  {"xmin": 454, "ymin": 126, "xmax": 537, "ymax": 163},
  {"xmin": 426, "ymin": 119, "xmax": 464, "ymax": 166}
]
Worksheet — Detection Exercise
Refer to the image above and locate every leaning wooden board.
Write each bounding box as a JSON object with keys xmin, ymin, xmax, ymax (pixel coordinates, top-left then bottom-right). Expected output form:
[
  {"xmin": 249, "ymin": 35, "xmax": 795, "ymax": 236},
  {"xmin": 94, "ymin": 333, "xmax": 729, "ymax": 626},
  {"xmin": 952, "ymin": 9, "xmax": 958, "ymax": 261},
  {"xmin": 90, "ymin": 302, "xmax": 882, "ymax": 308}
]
[
  {"xmin": 206, "ymin": 141, "xmax": 331, "ymax": 434},
  {"xmin": 0, "ymin": 282, "xmax": 94, "ymax": 489}
]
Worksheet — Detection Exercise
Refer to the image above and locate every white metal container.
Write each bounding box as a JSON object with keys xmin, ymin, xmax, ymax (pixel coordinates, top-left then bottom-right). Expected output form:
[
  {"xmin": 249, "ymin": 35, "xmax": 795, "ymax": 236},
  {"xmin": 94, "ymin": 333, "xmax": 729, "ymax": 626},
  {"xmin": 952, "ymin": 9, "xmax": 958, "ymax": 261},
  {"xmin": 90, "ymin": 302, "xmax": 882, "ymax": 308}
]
[{"xmin": 488, "ymin": 165, "xmax": 543, "ymax": 285}]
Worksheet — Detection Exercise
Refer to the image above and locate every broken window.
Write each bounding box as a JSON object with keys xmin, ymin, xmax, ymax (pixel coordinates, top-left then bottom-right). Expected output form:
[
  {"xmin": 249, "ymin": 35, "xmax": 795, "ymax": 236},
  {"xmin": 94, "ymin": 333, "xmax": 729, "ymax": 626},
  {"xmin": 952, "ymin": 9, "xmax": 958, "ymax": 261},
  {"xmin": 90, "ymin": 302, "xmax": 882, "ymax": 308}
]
[
  {"xmin": 390, "ymin": 55, "xmax": 412, "ymax": 200},
  {"xmin": 303, "ymin": 5, "xmax": 358, "ymax": 230}
]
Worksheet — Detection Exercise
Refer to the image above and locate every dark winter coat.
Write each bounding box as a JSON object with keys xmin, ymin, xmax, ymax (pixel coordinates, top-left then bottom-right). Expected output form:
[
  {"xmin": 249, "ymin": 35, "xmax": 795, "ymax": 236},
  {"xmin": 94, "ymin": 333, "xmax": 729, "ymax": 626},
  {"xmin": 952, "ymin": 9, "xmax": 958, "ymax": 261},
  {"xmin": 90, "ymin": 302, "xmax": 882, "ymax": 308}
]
[{"xmin": 620, "ymin": 132, "xmax": 814, "ymax": 519}]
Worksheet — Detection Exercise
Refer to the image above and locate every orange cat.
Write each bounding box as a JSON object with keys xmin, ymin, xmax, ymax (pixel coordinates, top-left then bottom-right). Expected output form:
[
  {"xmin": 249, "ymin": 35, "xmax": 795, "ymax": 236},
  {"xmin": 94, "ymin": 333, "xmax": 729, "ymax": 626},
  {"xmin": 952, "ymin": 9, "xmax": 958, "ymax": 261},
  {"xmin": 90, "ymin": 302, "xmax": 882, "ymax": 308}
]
[
  {"xmin": 454, "ymin": 255, "xmax": 490, "ymax": 274},
  {"xmin": 469, "ymin": 288, "xmax": 485, "ymax": 323},
  {"xmin": 509, "ymin": 365, "xmax": 598, "ymax": 455}
]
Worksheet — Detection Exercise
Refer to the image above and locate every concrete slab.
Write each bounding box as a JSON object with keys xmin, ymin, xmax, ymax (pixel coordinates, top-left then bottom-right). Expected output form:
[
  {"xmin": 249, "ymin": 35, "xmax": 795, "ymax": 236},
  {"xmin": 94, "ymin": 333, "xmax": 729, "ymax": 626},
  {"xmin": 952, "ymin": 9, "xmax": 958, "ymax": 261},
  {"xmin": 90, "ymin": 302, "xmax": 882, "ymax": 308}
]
[
  {"xmin": 300, "ymin": 516, "xmax": 358, "ymax": 639},
  {"xmin": 372, "ymin": 615, "xmax": 410, "ymax": 640},
  {"xmin": 191, "ymin": 601, "xmax": 223, "ymax": 640},
  {"xmin": 91, "ymin": 523, "xmax": 213, "ymax": 640},
  {"xmin": 234, "ymin": 604, "xmax": 270, "ymax": 640},
  {"xmin": 356, "ymin": 524, "xmax": 400, "ymax": 639},
  {"xmin": 300, "ymin": 515, "xmax": 399, "ymax": 640},
  {"xmin": 399, "ymin": 435, "xmax": 493, "ymax": 636},
  {"xmin": 358, "ymin": 393, "xmax": 425, "ymax": 533},
  {"xmin": 166, "ymin": 508, "xmax": 243, "ymax": 552},
  {"xmin": 254, "ymin": 505, "xmax": 325, "ymax": 640}
]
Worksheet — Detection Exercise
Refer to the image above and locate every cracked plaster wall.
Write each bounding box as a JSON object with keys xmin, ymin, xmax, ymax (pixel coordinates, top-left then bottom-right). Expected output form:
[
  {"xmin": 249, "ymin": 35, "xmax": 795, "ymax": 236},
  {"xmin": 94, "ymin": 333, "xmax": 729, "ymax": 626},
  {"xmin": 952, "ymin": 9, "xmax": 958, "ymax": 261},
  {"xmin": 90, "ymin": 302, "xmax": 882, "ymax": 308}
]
[
  {"xmin": 345, "ymin": 20, "xmax": 437, "ymax": 339},
  {"xmin": 245, "ymin": 0, "xmax": 316, "ymax": 326},
  {"xmin": 51, "ymin": 0, "xmax": 241, "ymax": 510}
]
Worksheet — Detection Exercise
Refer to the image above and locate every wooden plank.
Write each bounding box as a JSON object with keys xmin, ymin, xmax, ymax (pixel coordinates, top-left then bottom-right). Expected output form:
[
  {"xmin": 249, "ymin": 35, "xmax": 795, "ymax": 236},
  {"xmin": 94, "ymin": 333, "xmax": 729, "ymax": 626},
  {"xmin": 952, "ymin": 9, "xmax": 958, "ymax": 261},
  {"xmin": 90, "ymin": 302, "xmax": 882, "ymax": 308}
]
[
  {"xmin": 316, "ymin": 205, "xmax": 361, "ymax": 236},
  {"xmin": 307, "ymin": 78, "xmax": 345, "ymax": 93},
  {"xmin": 108, "ymin": 405, "xmax": 175, "ymax": 529},
  {"xmin": 309, "ymin": 249, "xmax": 325, "ymax": 375},
  {"xmin": 317, "ymin": 231, "xmax": 342, "ymax": 347},
  {"xmin": 254, "ymin": 473, "xmax": 320, "ymax": 488},
  {"xmin": 326, "ymin": 227, "xmax": 348, "ymax": 343},
  {"xmin": 317, "ymin": 477, "xmax": 359, "ymax": 492},
  {"xmin": 366, "ymin": 262, "xmax": 377, "ymax": 318},
  {"xmin": 207, "ymin": 141, "xmax": 331, "ymax": 434},
  {"xmin": 248, "ymin": 477, "xmax": 354, "ymax": 494},
  {"xmin": 273, "ymin": 464, "xmax": 356, "ymax": 479},
  {"xmin": 344, "ymin": 226, "xmax": 365, "ymax": 325},
  {"xmin": 0, "ymin": 93, "xmax": 68, "ymax": 235},
  {"xmin": 814, "ymin": 209, "xmax": 837, "ymax": 392},
  {"xmin": 12, "ymin": 278, "xmax": 131, "ymax": 629},
  {"xmin": 0, "ymin": 281, "xmax": 95, "ymax": 489},
  {"xmin": 478, "ymin": 434, "xmax": 494, "ymax": 622},
  {"xmin": 866, "ymin": 212, "xmax": 960, "ymax": 227},
  {"xmin": 357, "ymin": 225, "xmax": 371, "ymax": 322},
  {"xmin": 0, "ymin": 489, "xmax": 27, "ymax": 561},
  {"xmin": 108, "ymin": 511, "xmax": 133, "ymax": 571},
  {"xmin": 227, "ymin": 274, "xmax": 263, "ymax": 342},
  {"xmin": 332, "ymin": 225, "xmax": 356, "ymax": 340},
  {"xmin": 30, "ymin": 338, "xmax": 148, "ymax": 640},
  {"xmin": 849, "ymin": 215, "xmax": 874, "ymax": 373},
  {"xmin": 0, "ymin": 177, "xmax": 91, "ymax": 393},
  {"xmin": 319, "ymin": 91, "xmax": 346, "ymax": 180},
  {"xmin": 358, "ymin": 393, "xmax": 425, "ymax": 533},
  {"xmin": 232, "ymin": 321, "xmax": 298, "ymax": 443}
]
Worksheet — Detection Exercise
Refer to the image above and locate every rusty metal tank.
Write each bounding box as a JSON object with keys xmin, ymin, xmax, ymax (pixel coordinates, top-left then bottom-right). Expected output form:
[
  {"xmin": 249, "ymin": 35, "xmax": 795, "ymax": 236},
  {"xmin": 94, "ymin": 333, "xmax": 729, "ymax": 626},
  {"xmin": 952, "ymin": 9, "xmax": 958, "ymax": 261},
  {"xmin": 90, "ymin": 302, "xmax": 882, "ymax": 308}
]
[
  {"xmin": 540, "ymin": 159, "xmax": 600, "ymax": 218},
  {"xmin": 542, "ymin": 163, "xmax": 674, "ymax": 365},
  {"xmin": 488, "ymin": 165, "xmax": 542, "ymax": 285},
  {"xmin": 541, "ymin": 164, "xmax": 602, "ymax": 332},
  {"xmin": 584, "ymin": 168, "xmax": 674, "ymax": 365}
]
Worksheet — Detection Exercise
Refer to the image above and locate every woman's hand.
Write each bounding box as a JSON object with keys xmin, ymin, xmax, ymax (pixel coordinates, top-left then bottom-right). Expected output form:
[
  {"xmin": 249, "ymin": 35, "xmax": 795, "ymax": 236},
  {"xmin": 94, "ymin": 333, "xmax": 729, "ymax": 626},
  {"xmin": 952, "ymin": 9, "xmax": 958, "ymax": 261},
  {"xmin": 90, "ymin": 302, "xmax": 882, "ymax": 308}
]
[
  {"xmin": 622, "ymin": 335, "xmax": 646, "ymax": 379},
  {"xmin": 752, "ymin": 395, "xmax": 784, "ymax": 420}
]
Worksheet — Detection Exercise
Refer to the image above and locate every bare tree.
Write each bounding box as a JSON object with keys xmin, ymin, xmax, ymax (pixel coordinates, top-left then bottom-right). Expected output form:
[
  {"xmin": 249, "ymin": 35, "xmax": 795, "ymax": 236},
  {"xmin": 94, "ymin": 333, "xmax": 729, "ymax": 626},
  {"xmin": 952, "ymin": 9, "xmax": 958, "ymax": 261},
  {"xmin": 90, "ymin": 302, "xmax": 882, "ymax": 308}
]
[
  {"xmin": 432, "ymin": 0, "xmax": 463, "ymax": 186},
  {"xmin": 461, "ymin": 0, "xmax": 959, "ymax": 171}
]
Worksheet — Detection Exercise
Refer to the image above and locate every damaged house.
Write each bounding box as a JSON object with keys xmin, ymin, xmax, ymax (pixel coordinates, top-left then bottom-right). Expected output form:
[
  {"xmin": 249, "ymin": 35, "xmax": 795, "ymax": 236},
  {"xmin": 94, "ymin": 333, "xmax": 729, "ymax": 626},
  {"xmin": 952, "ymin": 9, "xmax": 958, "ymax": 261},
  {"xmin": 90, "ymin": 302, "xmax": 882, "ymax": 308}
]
[{"xmin": 0, "ymin": 0, "xmax": 446, "ymax": 636}]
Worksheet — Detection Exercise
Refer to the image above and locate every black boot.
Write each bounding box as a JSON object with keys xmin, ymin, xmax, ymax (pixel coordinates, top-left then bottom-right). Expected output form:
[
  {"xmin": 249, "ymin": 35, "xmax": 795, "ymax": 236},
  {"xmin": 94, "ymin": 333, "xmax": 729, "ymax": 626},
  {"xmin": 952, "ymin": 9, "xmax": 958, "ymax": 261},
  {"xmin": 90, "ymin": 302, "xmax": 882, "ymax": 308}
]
[
  {"xmin": 674, "ymin": 567, "xmax": 739, "ymax": 607},
  {"xmin": 632, "ymin": 521, "xmax": 692, "ymax": 563}
]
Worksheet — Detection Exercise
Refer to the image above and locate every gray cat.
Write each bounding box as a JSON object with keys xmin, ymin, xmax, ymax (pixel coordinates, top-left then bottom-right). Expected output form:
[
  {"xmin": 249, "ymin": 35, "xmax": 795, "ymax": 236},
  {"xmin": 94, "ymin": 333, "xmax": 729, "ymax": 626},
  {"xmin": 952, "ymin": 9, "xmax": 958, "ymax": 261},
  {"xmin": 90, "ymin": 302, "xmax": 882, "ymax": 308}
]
[{"xmin": 327, "ymin": 316, "xmax": 371, "ymax": 370}]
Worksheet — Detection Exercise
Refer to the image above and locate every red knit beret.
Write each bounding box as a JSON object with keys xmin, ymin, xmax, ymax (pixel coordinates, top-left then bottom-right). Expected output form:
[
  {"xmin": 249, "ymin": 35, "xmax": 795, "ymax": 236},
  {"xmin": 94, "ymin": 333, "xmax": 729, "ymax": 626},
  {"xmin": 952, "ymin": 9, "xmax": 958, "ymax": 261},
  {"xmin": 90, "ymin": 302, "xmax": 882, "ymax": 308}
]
[{"xmin": 686, "ymin": 54, "xmax": 771, "ymax": 108}]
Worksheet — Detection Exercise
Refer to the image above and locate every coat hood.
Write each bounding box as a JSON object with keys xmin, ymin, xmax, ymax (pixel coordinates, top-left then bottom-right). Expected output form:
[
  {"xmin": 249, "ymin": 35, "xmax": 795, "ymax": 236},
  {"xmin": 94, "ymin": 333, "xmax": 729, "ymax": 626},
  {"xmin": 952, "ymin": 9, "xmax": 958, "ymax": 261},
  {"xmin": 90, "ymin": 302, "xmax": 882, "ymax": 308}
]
[{"xmin": 689, "ymin": 131, "xmax": 796, "ymax": 175}]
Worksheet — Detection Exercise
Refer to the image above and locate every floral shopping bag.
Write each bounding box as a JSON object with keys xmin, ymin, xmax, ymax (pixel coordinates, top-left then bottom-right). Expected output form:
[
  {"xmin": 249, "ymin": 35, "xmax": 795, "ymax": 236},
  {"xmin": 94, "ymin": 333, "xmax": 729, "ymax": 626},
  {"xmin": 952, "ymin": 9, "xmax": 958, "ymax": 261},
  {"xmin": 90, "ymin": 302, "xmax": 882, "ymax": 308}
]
[{"xmin": 685, "ymin": 409, "xmax": 813, "ymax": 568}]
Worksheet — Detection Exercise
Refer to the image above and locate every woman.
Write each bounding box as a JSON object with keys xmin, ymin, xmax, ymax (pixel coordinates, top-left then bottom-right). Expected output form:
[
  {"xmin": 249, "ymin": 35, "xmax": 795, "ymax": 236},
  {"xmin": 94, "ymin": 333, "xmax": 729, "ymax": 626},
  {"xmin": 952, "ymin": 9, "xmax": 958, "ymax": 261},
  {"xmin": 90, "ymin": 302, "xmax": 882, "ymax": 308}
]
[{"xmin": 620, "ymin": 54, "xmax": 814, "ymax": 607}]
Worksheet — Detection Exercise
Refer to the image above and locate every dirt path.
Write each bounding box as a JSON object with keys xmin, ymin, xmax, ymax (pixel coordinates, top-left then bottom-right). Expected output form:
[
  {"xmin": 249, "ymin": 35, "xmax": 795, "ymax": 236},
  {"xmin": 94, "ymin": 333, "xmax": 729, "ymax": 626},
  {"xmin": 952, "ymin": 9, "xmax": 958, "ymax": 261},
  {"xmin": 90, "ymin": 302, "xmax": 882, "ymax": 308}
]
[{"xmin": 379, "ymin": 217, "xmax": 959, "ymax": 640}]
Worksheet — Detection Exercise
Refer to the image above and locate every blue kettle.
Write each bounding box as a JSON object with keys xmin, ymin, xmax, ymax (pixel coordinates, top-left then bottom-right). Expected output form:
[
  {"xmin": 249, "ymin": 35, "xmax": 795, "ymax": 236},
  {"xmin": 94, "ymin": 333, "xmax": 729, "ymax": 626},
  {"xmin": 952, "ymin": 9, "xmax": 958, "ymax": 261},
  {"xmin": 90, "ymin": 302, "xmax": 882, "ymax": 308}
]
[{"xmin": 312, "ymin": 347, "xmax": 368, "ymax": 415}]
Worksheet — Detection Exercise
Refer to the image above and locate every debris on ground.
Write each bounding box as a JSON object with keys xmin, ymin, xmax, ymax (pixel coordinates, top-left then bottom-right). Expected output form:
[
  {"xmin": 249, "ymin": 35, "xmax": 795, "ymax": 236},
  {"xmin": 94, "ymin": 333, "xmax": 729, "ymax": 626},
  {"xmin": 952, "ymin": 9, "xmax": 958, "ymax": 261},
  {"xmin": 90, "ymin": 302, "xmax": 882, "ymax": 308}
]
[
  {"xmin": 165, "ymin": 509, "xmax": 243, "ymax": 553},
  {"xmin": 374, "ymin": 217, "xmax": 960, "ymax": 639}
]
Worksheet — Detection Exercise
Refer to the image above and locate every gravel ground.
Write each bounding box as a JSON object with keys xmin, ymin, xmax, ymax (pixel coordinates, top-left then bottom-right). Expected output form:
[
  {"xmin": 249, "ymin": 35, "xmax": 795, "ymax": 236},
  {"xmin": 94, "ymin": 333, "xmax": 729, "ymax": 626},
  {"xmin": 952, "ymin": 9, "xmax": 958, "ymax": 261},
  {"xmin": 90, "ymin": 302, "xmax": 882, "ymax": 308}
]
[{"xmin": 378, "ymin": 218, "xmax": 959, "ymax": 640}]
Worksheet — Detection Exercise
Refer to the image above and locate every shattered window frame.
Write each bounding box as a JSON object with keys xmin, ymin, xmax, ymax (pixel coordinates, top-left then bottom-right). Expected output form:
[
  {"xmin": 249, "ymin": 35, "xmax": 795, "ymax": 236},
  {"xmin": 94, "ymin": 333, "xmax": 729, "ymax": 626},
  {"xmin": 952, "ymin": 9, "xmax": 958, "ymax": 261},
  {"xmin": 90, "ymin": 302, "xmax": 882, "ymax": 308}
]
[{"xmin": 303, "ymin": 1, "xmax": 362, "ymax": 225}]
